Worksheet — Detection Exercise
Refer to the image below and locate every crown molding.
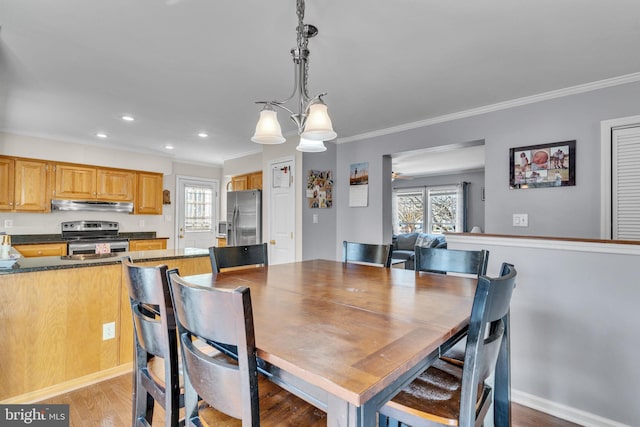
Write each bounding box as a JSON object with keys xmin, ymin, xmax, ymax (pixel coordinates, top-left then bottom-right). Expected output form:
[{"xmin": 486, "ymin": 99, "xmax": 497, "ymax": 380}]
[{"xmin": 337, "ymin": 72, "xmax": 640, "ymax": 144}]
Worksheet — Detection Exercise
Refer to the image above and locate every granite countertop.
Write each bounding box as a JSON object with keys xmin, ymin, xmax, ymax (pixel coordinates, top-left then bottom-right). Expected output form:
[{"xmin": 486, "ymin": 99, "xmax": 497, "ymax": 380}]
[
  {"xmin": 0, "ymin": 248, "xmax": 209, "ymax": 275},
  {"xmin": 11, "ymin": 232, "xmax": 166, "ymax": 245}
]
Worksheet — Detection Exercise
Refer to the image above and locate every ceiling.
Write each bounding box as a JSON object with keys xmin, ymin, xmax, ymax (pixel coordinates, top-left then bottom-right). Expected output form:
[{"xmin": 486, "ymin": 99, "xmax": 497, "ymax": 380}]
[{"xmin": 1, "ymin": 1, "xmax": 639, "ymax": 170}]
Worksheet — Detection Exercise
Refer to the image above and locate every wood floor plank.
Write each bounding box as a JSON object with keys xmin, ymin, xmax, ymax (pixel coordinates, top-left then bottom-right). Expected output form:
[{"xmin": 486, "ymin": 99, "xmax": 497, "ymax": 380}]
[{"xmin": 36, "ymin": 374, "xmax": 580, "ymax": 427}]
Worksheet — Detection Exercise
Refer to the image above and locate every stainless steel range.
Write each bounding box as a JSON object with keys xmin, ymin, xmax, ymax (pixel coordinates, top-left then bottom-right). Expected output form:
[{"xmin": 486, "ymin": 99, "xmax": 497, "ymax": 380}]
[{"xmin": 62, "ymin": 220, "xmax": 129, "ymax": 255}]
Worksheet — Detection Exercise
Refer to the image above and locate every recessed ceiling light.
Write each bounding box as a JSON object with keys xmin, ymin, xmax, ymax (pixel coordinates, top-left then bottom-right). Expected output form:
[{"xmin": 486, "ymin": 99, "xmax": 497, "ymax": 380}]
[
  {"xmin": 121, "ymin": 115, "xmax": 135, "ymax": 122},
  {"xmin": 96, "ymin": 132, "xmax": 108, "ymax": 139},
  {"xmin": 164, "ymin": 144, "xmax": 174, "ymax": 150},
  {"xmin": 197, "ymin": 132, "xmax": 209, "ymax": 138}
]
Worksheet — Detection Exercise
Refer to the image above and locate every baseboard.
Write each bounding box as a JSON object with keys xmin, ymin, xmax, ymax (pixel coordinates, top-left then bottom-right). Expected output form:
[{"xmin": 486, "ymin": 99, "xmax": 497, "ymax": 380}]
[
  {"xmin": 512, "ymin": 389, "xmax": 630, "ymax": 427},
  {"xmin": 0, "ymin": 363, "xmax": 133, "ymax": 404}
]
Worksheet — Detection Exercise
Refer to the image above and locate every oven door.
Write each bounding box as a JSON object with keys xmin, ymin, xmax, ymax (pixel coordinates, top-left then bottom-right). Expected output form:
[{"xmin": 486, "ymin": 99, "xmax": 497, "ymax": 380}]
[{"xmin": 68, "ymin": 240, "xmax": 129, "ymax": 255}]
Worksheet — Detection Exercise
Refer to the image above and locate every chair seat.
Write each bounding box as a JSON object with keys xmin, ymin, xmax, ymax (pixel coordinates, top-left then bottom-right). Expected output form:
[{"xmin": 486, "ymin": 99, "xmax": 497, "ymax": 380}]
[
  {"xmin": 196, "ymin": 374, "xmax": 326, "ymax": 426},
  {"xmin": 381, "ymin": 359, "xmax": 490, "ymax": 427}
]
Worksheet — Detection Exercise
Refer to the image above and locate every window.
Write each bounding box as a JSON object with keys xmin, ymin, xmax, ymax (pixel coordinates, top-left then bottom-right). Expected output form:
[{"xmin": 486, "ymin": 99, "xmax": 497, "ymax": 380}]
[
  {"xmin": 184, "ymin": 186, "xmax": 213, "ymax": 232},
  {"xmin": 393, "ymin": 184, "xmax": 467, "ymax": 235}
]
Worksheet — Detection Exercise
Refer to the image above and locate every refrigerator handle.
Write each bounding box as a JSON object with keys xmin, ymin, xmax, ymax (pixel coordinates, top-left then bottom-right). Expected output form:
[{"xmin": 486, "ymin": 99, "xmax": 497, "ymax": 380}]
[{"xmin": 231, "ymin": 205, "xmax": 239, "ymax": 245}]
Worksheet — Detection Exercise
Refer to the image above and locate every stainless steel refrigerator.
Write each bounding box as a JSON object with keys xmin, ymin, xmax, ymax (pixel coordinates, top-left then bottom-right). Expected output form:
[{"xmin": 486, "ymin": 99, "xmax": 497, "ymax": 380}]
[{"xmin": 226, "ymin": 190, "xmax": 262, "ymax": 246}]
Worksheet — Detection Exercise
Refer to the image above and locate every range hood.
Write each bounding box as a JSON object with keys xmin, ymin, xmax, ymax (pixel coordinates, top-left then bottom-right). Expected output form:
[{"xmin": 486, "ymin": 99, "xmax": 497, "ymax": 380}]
[{"xmin": 51, "ymin": 199, "xmax": 134, "ymax": 213}]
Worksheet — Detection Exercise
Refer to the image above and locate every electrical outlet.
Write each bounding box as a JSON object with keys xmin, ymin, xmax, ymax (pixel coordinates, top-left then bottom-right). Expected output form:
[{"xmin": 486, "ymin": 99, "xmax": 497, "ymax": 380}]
[
  {"xmin": 4, "ymin": 220, "xmax": 13, "ymax": 228},
  {"xmin": 313, "ymin": 214, "xmax": 318, "ymax": 224},
  {"xmin": 139, "ymin": 219, "xmax": 145, "ymax": 227},
  {"xmin": 512, "ymin": 213, "xmax": 529, "ymax": 227},
  {"xmin": 102, "ymin": 322, "xmax": 116, "ymax": 340}
]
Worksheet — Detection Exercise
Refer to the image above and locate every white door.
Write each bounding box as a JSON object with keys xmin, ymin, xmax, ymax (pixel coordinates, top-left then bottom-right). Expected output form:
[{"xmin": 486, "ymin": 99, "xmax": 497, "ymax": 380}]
[
  {"xmin": 612, "ymin": 125, "xmax": 640, "ymax": 240},
  {"xmin": 176, "ymin": 176, "xmax": 219, "ymax": 249},
  {"xmin": 269, "ymin": 159, "xmax": 295, "ymax": 264}
]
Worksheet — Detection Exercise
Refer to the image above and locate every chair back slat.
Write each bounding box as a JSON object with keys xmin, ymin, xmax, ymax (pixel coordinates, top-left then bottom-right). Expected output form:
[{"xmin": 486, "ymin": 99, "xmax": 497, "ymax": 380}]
[
  {"xmin": 415, "ymin": 247, "xmax": 489, "ymax": 276},
  {"xmin": 209, "ymin": 243, "xmax": 268, "ymax": 273},
  {"xmin": 342, "ymin": 241, "xmax": 392, "ymax": 267},
  {"xmin": 167, "ymin": 269, "xmax": 260, "ymax": 424}
]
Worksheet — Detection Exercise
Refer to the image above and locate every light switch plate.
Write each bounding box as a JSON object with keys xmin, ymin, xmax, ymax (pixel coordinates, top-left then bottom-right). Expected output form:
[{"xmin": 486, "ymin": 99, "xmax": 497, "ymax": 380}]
[{"xmin": 513, "ymin": 213, "xmax": 529, "ymax": 227}]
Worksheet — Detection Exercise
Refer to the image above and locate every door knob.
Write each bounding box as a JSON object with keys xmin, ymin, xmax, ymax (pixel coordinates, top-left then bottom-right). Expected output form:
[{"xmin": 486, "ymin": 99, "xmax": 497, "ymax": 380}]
[{"xmin": 269, "ymin": 240, "xmax": 276, "ymax": 245}]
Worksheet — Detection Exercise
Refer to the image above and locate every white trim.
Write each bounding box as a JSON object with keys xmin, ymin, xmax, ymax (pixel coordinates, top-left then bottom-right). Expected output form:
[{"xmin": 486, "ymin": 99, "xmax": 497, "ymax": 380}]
[
  {"xmin": 338, "ymin": 72, "xmax": 640, "ymax": 144},
  {"xmin": 600, "ymin": 115, "xmax": 640, "ymax": 239},
  {"xmin": 446, "ymin": 234, "xmax": 640, "ymax": 256},
  {"xmin": 512, "ymin": 389, "xmax": 631, "ymax": 427}
]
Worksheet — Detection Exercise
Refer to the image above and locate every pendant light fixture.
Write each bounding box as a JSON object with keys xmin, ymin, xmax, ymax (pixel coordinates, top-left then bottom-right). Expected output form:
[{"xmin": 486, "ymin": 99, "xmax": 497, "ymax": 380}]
[{"xmin": 251, "ymin": 0, "xmax": 336, "ymax": 152}]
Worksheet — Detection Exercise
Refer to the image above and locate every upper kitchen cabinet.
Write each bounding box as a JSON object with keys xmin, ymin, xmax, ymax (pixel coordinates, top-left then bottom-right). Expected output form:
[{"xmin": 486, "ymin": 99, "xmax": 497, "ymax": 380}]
[
  {"xmin": 0, "ymin": 156, "xmax": 51, "ymax": 212},
  {"xmin": 135, "ymin": 172, "xmax": 163, "ymax": 215},
  {"xmin": 230, "ymin": 171, "xmax": 262, "ymax": 191},
  {"xmin": 248, "ymin": 171, "xmax": 263, "ymax": 190},
  {"xmin": 54, "ymin": 163, "xmax": 97, "ymax": 199},
  {"xmin": 54, "ymin": 163, "xmax": 135, "ymax": 201},
  {"xmin": 97, "ymin": 168, "xmax": 135, "ymax": 201}
]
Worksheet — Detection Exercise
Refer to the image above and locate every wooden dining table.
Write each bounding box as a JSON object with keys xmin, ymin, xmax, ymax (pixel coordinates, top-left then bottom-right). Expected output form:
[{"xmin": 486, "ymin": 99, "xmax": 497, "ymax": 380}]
[{"xmin": 182, "ymin": 259, "xmax": 506, "ymax": 427}]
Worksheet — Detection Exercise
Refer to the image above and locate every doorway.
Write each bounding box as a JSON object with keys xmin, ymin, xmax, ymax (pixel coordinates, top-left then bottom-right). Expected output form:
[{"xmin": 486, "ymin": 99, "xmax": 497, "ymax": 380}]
[{"xmin": 175, "ymin": 176, "xmax": 219, "ymax": 249}]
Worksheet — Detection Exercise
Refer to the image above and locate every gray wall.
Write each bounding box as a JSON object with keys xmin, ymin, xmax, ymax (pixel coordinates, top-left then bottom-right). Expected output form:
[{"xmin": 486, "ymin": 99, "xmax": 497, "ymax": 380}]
[
  {"xmin": 302, "ymin": 142, "xmax": 338, "ymax": 260},
  {"xmin": 334, "ymin": 81, "xmax": 640, "ymax": 256},
  {"xmin": 392, "ymin": 170, "xmax": 485, "ymax": 233}
]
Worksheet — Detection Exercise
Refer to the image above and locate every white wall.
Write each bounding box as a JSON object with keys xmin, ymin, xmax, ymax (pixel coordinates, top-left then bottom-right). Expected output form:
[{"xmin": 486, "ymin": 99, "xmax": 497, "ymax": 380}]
[{"xmin": 448, "ymin": 234, "xmax": 640, "ymax": 427}]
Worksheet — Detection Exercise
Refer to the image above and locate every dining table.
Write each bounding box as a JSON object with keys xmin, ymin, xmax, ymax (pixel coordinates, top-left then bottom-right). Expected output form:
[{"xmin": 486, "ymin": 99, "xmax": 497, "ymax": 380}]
[{"xmin": 182, "ymin": 259, "xmax": 511, "ymax": 427}]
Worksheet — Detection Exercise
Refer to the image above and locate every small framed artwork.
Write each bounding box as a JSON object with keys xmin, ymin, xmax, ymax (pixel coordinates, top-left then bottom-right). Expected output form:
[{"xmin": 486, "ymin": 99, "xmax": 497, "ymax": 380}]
[{"xmin": 510, "ymin": 140, "xmax": 576, "ymax": 189}]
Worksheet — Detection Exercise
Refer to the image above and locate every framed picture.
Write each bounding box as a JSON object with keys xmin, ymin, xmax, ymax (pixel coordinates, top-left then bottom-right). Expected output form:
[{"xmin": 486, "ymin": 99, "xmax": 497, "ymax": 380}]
[{"xmin": 509, "ymin": 140, "xmax": 576, "ymax": 189}]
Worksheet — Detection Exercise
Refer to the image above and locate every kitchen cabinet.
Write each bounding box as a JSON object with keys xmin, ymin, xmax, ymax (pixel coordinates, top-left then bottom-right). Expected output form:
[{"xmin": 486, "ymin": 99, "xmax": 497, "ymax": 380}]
[
  {"xmin": 231, "ymin": 175, "xmax": 248, "ymax": 191},
  {"xmin": 129, "ymin": 239, "xmax": 167, "ymax": 251},
  {"xmin": 14, "ymin": 243, "xmax": 67, "ymax": 257},
  {"xmin": 54, "ymin": 163, "xmax": 97, "ymax": 199},
  {"xmin": 0, "ymin": 157, "xmax": 51, "ymax": 212},
  {"xmin": 54, "ymin": 164, "xmax": 135, "ymax": 202},
  {"xmin": 135, "ymin": 172, "xmax": 163, "ymax": 215},
  {"xmin": 248, "ymin": 171, "xmax": 263, "ymax": 190},
  {"xmin": 97, "ymin": 168, "xmax": 135, "ymax": 201},
  {"xmin": 230, "ymin": 171, "xmax": 262, "ymax": 191}
]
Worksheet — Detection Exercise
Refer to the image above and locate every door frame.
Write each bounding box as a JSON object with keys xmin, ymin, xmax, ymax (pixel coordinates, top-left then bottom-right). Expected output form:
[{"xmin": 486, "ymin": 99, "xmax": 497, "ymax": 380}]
[
  {"xmin": 600, "ymin": 115, "xmax": 640, "ymax": 239},
  {"xmin": 174, "ymin": 175, "xmax": 220, "ymax": 248}
]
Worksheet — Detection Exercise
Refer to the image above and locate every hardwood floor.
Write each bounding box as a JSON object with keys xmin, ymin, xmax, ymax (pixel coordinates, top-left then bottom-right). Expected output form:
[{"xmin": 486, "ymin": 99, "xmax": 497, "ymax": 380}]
[{"xmin": 37, "ymin": 374, "xmax": 581, "ymax": 426}]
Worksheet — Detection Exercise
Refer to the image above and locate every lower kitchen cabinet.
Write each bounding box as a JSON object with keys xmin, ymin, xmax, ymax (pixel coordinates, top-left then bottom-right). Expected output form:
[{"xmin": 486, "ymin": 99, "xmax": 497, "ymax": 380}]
[
  {"xmin": 13, "ymin": 243, "xmax": 67, "ymax": 257},
  {"xmin": 129, "ymin": 239, "xmax": 167, "ymax": 251}
]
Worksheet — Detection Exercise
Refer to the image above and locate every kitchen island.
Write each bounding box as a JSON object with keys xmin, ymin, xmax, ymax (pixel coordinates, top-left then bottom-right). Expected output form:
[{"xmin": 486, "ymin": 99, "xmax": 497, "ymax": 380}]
[{"xmin": 0, "ymin": 248, "xmax": 211, "ymax": 403}]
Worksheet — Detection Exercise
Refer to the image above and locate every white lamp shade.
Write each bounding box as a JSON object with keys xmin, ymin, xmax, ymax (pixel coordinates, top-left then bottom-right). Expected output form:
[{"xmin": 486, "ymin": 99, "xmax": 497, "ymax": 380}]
[
  {"xmin": 301, "ymin": 102, "xmax": 337, "ymax": 141},
  {"xmin": 296, "ymin": 138, "xmax": 327, "ymax": 152},
  {"xmin": 251, "ymin": 109, "xmax": 285, "ymax": 144},
  {"xmin": 470, "ymin": 226, "xmax": 483, "ymax": 233}
]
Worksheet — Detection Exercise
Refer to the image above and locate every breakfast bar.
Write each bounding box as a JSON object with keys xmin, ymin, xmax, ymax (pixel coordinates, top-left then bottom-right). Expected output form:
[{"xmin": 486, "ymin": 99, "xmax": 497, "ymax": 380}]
[{"xmin": 0, "ymin": 248, "xmax": 211, "ymax": 403}]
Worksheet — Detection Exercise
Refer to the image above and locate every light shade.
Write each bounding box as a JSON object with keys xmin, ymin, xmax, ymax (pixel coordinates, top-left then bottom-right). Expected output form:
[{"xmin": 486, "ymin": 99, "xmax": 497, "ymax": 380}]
[
  {"xmin": 301, "ymin": 102, "xmax": 337, "ymax": 141},
  {"xmin": 296, "ymin": 138, "xmax": 327, "ymax": 152},
  {"xmin": 251, "ymin": 108, "xmax": 285, "ymax": 144},
  {"xmin": 470, "ymin": 226, "xmax": 483, "ymax": 233}
]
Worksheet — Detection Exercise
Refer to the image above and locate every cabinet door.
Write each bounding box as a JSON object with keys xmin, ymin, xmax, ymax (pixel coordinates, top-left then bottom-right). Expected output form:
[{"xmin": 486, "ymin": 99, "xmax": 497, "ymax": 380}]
[
  {"xmin": 13, "ymin": 243, "xmax": 67, "ymax": 257},
  {"xmin": 54, "ymin": 164, "xmax": 97, "ymax": 199},
  {"xmin": 14, "ymin": 159, "xmax": 50, "ymax": 212},
  {"xmin": 135, "ymin": 172, "xmax": 163, "ymax": 215},
  {"xmin": 232, "ymin": 175, "xmax": 247, "ymax": 191},
  {"xmin": 129, "ymin": 239, "xmax": 167, "ymax": 251},
  {"xmin": 248, "ymin": 171, "xmax": 263, "ymax": 190},
  {"xmin": 97, "ymin": 169, "xmax": 135, "ymax": 201},
  {"xmin": 0, "ymin": 157, "xmax": 15, "ymax": 211}
]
